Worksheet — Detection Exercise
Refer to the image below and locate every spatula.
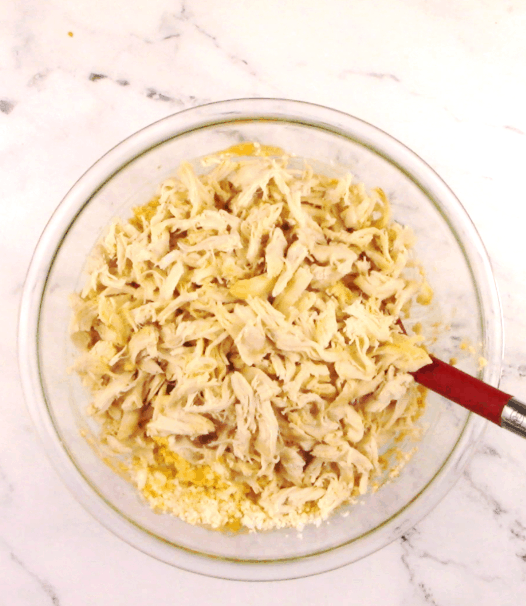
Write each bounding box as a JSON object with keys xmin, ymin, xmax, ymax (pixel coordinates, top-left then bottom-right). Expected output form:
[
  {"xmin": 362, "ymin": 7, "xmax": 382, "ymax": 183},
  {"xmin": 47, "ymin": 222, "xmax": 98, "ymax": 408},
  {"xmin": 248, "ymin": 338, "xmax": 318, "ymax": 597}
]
[
  {"xmin": 398, "ymin": 322, "xmax": 526, "ymax": 438},
  {"xmin": 411, "ymin": 355, "xmax": 526, "ymax": 438}
]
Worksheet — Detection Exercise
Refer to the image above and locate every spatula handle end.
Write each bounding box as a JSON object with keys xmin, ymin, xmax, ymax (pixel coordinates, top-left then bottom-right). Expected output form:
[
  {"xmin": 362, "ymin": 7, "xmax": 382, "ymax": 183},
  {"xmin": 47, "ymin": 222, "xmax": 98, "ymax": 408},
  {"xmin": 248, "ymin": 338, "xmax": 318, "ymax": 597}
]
[{"xmin": 501, "ymin": 397, "xmax": 526, "ymax": 438}]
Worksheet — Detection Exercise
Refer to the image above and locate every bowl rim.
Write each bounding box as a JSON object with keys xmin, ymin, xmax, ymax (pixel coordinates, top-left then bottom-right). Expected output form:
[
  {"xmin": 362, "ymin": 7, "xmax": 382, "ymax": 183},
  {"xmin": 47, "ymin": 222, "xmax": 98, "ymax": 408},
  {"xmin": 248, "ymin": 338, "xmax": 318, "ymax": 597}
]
[{"xmin": 18, "ymin": 98, "xmax": 502, "ymax": 581}]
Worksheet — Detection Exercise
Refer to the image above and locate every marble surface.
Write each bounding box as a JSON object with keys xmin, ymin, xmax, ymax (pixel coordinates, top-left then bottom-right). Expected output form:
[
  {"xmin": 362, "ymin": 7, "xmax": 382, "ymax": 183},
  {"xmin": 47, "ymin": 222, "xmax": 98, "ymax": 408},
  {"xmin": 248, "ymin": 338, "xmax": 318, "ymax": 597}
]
[{"xmin": 2, "ymin": 0, "xmax": 526, "ymax": 603}]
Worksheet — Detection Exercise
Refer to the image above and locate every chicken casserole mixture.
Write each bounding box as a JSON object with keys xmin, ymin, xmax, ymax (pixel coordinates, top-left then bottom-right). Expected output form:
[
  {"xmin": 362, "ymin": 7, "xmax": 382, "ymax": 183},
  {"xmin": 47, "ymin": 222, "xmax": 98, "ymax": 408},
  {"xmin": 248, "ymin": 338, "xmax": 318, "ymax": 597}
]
[{"xmin": 70, "ymin": 145, "xmax": 432, "ymax": 532}]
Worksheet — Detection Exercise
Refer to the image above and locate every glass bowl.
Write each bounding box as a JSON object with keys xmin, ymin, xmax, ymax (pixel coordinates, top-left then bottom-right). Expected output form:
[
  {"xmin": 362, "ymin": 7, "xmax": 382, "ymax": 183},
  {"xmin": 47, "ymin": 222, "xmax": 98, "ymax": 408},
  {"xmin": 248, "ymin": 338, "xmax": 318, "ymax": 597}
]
[{"xmin": 19, "ymin": 99, "xmax": 503, "ymax": 581}]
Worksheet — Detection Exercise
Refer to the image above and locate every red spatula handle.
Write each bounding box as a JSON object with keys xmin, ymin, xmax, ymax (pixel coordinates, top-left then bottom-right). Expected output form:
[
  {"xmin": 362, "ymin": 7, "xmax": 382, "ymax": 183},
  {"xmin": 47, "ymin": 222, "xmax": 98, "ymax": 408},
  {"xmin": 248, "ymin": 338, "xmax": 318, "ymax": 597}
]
[{"xmin": 411, "ymin": 356, "xmax": 511, "ymax": 425}]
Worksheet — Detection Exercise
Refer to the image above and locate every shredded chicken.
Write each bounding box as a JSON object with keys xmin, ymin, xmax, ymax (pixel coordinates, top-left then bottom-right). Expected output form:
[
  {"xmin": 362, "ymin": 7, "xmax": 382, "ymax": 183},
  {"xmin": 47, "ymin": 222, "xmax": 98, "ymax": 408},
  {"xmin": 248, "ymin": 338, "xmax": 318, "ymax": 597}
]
[{"xmin": 70, "ymin": 146, "xmax": 432, "ymax": 531}]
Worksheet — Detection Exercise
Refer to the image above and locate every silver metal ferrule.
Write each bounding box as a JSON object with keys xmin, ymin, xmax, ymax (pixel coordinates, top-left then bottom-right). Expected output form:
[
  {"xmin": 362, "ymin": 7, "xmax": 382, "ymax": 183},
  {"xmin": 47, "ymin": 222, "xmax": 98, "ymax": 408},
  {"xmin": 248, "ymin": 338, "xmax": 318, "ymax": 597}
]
[{"xmin": 501, "ymin": 397, "xmax": 526, "ymax": 439}]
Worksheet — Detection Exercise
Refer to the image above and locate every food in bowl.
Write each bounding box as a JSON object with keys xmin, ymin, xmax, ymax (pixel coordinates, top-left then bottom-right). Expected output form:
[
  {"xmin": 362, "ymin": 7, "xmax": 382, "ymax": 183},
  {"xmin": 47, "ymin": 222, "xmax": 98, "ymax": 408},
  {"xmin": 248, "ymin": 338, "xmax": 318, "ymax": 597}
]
[{"xmin": 69, "ymin": 144, "xmax": 433, "ymax": 531}]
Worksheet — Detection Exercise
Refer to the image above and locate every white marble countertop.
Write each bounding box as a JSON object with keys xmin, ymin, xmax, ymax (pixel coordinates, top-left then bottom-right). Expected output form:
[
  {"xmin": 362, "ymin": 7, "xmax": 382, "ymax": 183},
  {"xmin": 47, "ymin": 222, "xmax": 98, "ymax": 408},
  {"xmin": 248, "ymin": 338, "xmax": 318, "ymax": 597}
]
[{"xmin": 2, "ymin": 1, "xmax": 526, "ymax": 603}]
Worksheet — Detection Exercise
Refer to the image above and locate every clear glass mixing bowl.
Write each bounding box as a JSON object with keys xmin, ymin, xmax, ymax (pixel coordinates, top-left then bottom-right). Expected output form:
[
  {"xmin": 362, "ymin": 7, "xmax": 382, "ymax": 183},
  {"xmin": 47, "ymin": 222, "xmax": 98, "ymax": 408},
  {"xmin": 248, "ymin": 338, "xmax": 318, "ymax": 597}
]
[{"xmin": 19, "ymin": 99, "xmax": 502, "ymax": 580}]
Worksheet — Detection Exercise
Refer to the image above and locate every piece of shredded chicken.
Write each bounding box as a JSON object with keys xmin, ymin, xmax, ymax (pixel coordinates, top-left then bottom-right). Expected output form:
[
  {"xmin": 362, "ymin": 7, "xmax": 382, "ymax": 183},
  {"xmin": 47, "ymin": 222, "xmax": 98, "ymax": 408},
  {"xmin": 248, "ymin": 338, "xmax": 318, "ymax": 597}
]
[{"xmin": 70, "ymin": 147, "xmax": 432, "ymax": 532}]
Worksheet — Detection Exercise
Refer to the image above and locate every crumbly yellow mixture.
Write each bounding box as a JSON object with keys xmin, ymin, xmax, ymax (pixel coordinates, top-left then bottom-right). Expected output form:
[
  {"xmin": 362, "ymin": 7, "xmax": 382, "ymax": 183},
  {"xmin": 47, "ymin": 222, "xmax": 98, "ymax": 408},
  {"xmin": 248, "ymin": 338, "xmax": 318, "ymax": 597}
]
[{"xmin": 133, "ymin": 438, "xmax": 326, "ymax": 531}]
